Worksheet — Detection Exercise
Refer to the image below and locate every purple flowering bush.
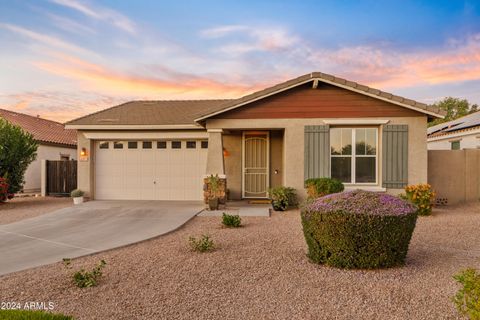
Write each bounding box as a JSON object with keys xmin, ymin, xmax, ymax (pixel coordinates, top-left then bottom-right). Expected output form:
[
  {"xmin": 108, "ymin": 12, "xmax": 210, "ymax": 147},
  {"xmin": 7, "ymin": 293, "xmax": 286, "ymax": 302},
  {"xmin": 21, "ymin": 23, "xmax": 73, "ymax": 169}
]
[{"xmin": 301, "ymin": 190, "xmax": 418, "ymax": 269}]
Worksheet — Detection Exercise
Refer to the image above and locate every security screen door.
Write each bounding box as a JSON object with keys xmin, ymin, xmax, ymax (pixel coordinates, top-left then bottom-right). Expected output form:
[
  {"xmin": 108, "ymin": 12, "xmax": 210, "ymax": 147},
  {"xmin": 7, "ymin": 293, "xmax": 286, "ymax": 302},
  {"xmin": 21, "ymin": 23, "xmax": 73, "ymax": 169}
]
[{"xmin": 242, "ymin": 132, "xmax": 269, "ymax": 198}]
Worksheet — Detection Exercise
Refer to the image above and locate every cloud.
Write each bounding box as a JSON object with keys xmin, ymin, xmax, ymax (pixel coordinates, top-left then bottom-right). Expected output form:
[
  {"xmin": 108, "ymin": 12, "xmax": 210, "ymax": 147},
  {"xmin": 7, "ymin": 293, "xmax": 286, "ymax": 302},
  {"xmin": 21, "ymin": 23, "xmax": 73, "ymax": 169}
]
[
  {"xmin": 0, "ymin": 23, "xmax": 94, "ymax": 55},
  {"xmin": 31, "ymin": 52, "xmax": 262, "ymax": 98},
  {"xmin": 45, "ymin": 12, "xmax": 96, "ymax": 35},
  {"xmin": 0, "ymin": 91, "xmax": 123, "ymax": 123},
  {"xmin": 201, "ymin": 25, "xmax": 299, "ymax": 55},
  {"xmin": 49, "ymin": 0, "xmax": 136, "ymax": 34}
]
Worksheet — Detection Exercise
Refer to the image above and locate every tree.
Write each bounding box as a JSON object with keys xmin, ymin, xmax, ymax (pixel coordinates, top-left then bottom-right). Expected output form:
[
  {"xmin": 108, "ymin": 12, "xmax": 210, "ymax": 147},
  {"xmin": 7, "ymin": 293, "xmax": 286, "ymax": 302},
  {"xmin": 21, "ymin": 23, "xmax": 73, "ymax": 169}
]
[
  {"xmin": 429, "ymin": 97, "xmax": 478, "ymax": 127},
  {"xmin": 0, "ymin": 118, "xmax": 38, "ymax": 196}
]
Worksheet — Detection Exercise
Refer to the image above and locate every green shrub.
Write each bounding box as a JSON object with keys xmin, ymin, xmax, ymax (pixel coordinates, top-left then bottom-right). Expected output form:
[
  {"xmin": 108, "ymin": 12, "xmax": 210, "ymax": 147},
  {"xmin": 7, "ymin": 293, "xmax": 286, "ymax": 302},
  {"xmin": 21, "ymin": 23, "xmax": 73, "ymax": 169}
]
[
  {"xmin": 63, "ymin": 258, "xmax": 106, "ymax": 288},
  {"xmin": 222, "ymin": 213, "xmax": 241, "ymax": 228},
  {"xmin": 453, "ymin": 268, "xmax": 480, "ymax": 320},
  {"xmin": 0, "ymin": 118, "xmax": 38, "ymax": 195},
  {"xmin": 304, "ymin": 178, "xmax": 344, "ymax": 199},
  {"xmin": 0, "ymin": 310, "xmax": 72, "ymax": 320},
  {"xmin": 268, "ymin": 186, "xmax": 297, "ymax": 211},
  {"xmin": 402, "ymin": 183, "xmax": 436, "ymax": 216},
  {"xmin": 70, "ymin": 189, "xmax": 84, "ymax": 198},
  {"xmin": 188, "ymin": 235, "xmax": 215, "ymax": 252},
  {"xmin": 301, "ymin": 190, "xmax": 417, "ymax": 269}
]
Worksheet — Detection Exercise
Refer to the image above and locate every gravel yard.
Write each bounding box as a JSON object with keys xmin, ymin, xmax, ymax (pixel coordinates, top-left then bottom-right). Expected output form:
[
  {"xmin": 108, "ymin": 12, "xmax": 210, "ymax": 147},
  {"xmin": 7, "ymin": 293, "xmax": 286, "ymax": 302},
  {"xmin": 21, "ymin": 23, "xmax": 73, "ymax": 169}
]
[
  {"xmin": 0, "ymin": 202, "xmax": 479, "ymax": 319},
  {"xmin": 0, "ymin": 196, "xmax": 72, "ymax": 225}
]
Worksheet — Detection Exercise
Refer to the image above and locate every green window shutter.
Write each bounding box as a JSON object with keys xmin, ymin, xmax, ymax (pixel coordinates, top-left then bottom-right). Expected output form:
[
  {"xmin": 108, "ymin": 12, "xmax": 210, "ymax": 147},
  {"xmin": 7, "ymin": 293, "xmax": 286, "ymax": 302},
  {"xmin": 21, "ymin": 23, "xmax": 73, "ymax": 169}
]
[
  {"xmin": 304, "ymin": 125, "xmax": 330, "ymax": 180},
  {"xmin": 382, "ymin": 124, "xmax": 408, "ymax": 188}
]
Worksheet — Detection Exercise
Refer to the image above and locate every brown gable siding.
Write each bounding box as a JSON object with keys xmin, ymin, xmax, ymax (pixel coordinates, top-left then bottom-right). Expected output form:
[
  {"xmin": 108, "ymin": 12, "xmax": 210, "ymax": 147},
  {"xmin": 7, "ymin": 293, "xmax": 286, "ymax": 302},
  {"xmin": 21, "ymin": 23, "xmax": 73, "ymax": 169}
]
[{"xmin": 212, "ymin": 83, "xmax": 423, "ymax": 119}]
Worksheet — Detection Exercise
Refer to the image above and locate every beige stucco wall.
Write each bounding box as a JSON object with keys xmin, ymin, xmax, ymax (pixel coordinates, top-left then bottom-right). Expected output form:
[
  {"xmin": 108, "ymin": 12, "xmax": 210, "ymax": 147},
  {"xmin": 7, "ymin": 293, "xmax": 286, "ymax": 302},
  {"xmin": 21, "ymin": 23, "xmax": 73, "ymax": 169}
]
[
  {"xmin": 76, "ymin": 132, "xmax": 95, "ymax": 198},
  {"xmin": 207, "ymin": 116, "xmax": 428, "ymax": 200},
  {"xmin": 428, "ymin": 149, "xmax": 480, "ymax": 204},
  {"xmin": 223, "ymin": 133, "xmax": 242, "ymax": 199},
  {"xmin": 428, "ymin": 129, "xmax": 480, "ymax": 150},
  {"xmin": 23, "ymin": 144, "xmax": 76, "ymax": 193}
]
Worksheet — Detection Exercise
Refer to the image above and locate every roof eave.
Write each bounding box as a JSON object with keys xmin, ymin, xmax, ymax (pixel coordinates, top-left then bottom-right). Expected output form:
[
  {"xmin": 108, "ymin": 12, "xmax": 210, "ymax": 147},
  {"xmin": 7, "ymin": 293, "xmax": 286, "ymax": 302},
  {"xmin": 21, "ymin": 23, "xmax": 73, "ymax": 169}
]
[{"xmin": 65, "ymin": 124, "xmax": 205, "ymax": 130}]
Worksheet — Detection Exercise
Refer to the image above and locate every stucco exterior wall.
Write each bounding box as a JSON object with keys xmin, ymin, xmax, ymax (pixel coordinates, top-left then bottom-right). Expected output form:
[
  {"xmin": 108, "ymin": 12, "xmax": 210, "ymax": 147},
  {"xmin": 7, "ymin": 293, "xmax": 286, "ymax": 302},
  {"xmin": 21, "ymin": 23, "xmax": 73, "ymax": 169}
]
[
  {"xmin": 23, "ymin": 144, "xmax": 76, "ymax": 193},
  {"xmin": 428, "ymin": 130, "xmax": 480, "ymax": 150},
  {"xmin": 223, "ymin": 133, "xmax": 242, "ymax": 200},
  {"xmin": 207, "ymin": 116, "xmax": 428, "ymax": 200},
  {"xmin": 76, "ymin": 132, "xmax": 95, "ymax": 198}
]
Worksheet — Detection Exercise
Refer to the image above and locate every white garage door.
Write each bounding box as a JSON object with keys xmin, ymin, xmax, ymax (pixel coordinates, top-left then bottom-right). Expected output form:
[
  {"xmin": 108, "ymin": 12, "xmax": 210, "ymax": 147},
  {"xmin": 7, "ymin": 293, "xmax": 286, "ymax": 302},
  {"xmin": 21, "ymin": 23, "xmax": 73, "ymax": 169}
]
[{"xmin": 95, "ymin": 140, "xmax": 208, "ymax": 200}]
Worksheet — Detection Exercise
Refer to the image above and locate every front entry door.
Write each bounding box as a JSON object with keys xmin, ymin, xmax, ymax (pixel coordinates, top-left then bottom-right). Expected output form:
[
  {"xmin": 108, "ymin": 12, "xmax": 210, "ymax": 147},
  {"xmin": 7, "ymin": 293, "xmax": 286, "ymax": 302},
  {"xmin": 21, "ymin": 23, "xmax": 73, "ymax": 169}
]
[{"xmin": 242, "ymin": 131, "xmax": 269, "ymax": 198}]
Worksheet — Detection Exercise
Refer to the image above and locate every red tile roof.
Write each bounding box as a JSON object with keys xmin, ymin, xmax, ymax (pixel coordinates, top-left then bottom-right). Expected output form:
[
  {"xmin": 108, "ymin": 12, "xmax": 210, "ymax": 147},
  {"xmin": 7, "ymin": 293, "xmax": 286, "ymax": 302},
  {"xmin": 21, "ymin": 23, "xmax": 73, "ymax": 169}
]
[{"xmin": 0, "ymin": 109, "xmax": 77, "ymax": 147}]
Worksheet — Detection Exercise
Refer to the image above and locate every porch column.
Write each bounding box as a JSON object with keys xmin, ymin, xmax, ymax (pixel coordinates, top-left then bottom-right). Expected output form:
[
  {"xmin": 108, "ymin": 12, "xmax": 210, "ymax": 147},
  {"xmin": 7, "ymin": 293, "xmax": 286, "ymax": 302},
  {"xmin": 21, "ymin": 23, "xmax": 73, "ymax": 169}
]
[
  {"xmin": 206, "ymin": 129, "xmax": 225, "ymax": 176},
  {"xmin": 204, "ymin": 129, "xmax": 227, "ymax": 205}
]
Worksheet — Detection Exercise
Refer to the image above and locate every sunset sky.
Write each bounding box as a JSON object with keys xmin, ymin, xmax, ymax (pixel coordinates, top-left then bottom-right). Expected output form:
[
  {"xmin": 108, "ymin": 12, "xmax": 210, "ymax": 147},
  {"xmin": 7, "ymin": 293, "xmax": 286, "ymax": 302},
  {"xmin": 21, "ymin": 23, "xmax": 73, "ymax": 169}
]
[{"xmin": 1, "ymin": 0, "xmax": 480, "ymax": 123}]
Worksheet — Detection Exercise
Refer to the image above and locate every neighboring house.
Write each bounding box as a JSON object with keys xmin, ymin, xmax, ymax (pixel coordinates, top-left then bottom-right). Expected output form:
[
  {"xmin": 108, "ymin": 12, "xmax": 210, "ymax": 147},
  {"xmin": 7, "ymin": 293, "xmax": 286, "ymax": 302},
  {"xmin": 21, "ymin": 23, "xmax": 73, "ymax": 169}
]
[
  {"xmin": 427, "ymin": 111, "xmax": 480, "ymax": 150},
  {"xmin": 0, "ymin": 109, "xmax": 77, "ymax": 193},
  {"xmin": 66, "ymin": 72, "xmax": 445, "ymax": 201}
]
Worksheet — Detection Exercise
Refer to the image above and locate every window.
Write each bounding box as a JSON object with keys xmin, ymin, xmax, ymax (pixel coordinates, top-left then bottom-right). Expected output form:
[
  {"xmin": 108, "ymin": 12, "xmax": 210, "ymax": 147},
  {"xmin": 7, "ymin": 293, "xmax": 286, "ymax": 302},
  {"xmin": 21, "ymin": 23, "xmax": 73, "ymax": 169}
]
[
  {"xmin": 171, "ymin": 141, "xmax": 181, "ymax": 149},
  {"xmin": 186, "ymin": 141, "xmax": 196, "ymax": 149},
  {"xmin": 451, "ymin": 140, "xmax": 460, "ymax": 150},
  {"xmin": 143, "ymin": 141, "xmax": 152, "ymax": 149},
  {"xmin": 330, "ymin": 128, "xmax": 377, "ymax": 184},
  {"xmin": 113, "ymin": 141, "xmax": 124, "ymax": 149},
  {"xmin": 201, "ymin": 141, "xmax": 208, "ymax": 149},
  {"xmin": 157, "ymin": 141, "xmax": 167, "ymax": 149},
  {"xmin": 128, "ymin": 141, "xmax": 138, "ymax": 149},
  {"xmin": 99, "ymin": 141, "xmax": 109, "ymax": 149}
]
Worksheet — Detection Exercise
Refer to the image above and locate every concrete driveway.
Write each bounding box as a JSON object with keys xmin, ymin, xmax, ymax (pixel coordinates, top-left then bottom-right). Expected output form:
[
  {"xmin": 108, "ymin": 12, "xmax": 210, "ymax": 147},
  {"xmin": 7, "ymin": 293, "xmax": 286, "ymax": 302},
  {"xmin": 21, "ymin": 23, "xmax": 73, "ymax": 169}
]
[{"xmin": 0, "ymin": 200, "xmax": 203, "ymax": 276}]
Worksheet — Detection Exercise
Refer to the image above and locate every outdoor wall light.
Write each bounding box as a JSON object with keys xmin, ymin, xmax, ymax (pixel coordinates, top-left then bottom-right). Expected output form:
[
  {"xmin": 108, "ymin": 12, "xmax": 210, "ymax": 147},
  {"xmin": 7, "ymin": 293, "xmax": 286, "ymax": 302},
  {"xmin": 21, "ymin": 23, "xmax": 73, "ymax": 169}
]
[
  {"xmin": 223, "ymin": 148, "xmax": 230, "ymax": 157},
  {"xmin": 80, "ymin": 148, "xmax": 88, "ymax": 157}
]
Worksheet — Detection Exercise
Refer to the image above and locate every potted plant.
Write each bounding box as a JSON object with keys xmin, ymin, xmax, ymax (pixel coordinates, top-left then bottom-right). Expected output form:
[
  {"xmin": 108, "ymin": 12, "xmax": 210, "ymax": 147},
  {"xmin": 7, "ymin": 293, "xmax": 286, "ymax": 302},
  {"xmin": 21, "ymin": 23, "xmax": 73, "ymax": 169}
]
[
  {"xmin": 207, "ymin": 174, "xmax": 220, "ymax": 210},
  {"xmin": 268, "ymin": 186, "xmax": 297, "ymax": 211},
  {"xmin": 70, "ymin": 189, "xmax": 85, "ymax": 205}
]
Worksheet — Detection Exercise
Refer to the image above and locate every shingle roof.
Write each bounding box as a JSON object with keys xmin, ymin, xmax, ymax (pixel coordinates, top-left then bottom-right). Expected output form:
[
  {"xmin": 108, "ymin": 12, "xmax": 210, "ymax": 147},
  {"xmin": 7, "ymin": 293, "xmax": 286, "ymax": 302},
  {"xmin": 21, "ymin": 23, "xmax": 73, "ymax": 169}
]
[
  {"xmin": 0, "ymin": 109, "xmax": 77, "ymax": 147},
  {"xmin": 66, "ymin": 100, "xmax": 234, "ymax": 126},
  {"xmin": 67, "ymin": 72, "xmax": 446, "ymax": 127},
  {"xmin": 427, "ymin": 110, "xmax": 480, "ymax": 138},
  {"xmin": 195, "ymin": 72, "xmax": 446, "ymax": 120}
]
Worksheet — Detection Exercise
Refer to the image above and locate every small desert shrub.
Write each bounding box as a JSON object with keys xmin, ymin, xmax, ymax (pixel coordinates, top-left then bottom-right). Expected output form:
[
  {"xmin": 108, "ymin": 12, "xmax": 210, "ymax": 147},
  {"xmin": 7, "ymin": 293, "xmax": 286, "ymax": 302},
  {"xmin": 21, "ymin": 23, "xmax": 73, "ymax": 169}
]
[
  {"xmin": 63, "ymin": 258, "xmax": 107, "ymax": 288},
  {"xmin": 0, "ymin": 310, "xmax": 72, "ymax": 320},
  {"xmin": 305, "ymin": 178, "xmax": 344, "ymax": 199},
  {"xmin": 301, "ymin": 190, "xmax": 417, "ymax": 269},
  {"xmin": 70, "ymin": 189, "xmax": 84, "ymax": 198},
  {"xmin": 402, "ymin": 183, "xmax": 435, "ymax": 216},
  {"xmin": 222, "ymin": 213, "xmax": 242, "ymax": 228},
  {"xmin": 453, "ymin": 268, "xmax": 480, "ymax": 320},
  {"xmin": 268, "ymin": 186, "xmax": 297, "ymax": 211},
  {"xmin": 188, "ymin": 235, "xmax": 215, "ymax": 252}
]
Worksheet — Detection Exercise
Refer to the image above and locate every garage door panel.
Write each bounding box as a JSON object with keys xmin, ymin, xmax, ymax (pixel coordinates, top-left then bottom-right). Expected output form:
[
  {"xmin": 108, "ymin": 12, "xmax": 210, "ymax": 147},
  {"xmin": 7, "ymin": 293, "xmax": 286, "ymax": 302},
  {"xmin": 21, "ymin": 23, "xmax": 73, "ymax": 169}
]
[{"xmin": 95, "ymin": 139, "xmax": 206, "ymax": 200}]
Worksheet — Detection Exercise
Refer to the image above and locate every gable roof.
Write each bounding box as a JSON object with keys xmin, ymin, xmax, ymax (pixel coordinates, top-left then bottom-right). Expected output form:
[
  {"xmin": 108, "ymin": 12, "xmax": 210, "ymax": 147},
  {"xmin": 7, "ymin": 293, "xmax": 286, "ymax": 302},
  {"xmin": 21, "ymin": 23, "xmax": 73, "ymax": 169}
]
[
  {"xmin": 427, "ymin": 110, "xmax": 480, "ymax": 138},
  {"xmin": 0, "ymin": 109, "xmax": 77, "ymax": 147},
  {"xmin": 66, "ymin": 72, "xmax": 446, "ymax": 129},
  {"xmin": 195, "ymin": 72, "xmax": 445, "ymax": 121},
  {"xmin": 66, "ymin": 100, "xmax": 233, "ymax": 128}
]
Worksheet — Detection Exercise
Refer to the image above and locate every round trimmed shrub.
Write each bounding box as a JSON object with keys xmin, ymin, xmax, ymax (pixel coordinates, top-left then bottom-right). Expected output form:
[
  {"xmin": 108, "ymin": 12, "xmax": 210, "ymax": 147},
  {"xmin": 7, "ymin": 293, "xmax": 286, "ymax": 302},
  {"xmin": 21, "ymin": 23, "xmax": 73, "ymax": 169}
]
[{"xmin": 301, "ymin": 190, "xmax": 417, "ymax": 269}]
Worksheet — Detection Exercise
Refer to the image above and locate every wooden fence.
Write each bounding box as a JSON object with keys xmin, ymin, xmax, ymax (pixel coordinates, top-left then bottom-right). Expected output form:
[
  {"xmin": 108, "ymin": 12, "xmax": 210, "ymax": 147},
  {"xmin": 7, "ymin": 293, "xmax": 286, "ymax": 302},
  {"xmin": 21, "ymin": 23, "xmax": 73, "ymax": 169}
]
[{"xmin": 46, "ymin": 160, "xmax": 77, "ymax": 196}]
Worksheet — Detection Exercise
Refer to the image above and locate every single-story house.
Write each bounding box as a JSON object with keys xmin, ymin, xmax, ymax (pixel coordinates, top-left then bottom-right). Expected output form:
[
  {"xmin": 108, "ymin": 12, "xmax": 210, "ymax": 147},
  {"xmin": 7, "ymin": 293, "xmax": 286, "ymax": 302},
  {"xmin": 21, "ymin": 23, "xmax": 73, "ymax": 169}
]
[
  {"xmin": 427, "ymin": 111, "xmax": 480, "ymax": 150},
  {"xmin": 0, "ymin": 108, "xmax": 77, "ymax": 193},
  {"xmin": 65, "ymin": 72, "xmax": 445, "ymax": 201}
]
